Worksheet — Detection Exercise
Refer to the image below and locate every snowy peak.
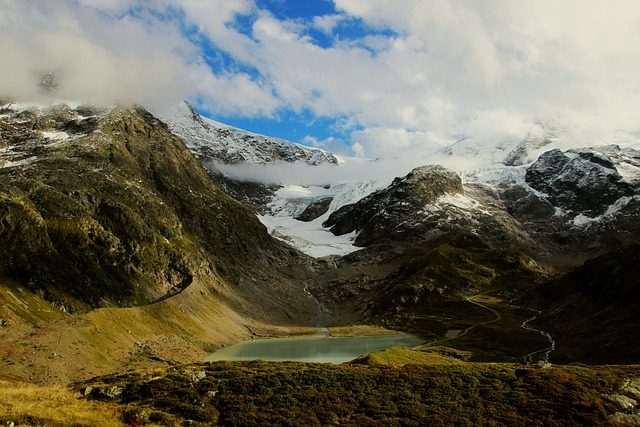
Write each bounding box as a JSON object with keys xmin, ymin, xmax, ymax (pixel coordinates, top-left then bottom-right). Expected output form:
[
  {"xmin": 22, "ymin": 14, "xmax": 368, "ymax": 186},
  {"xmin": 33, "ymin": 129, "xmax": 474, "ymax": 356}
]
[
  {"xmin": 434, "ymin": 123, "xmax": 560, "ymax": 171},
  {"xmin": 322, "ymin": 165, "xmax": 515, "ymax": 248},
  {"xmin": 155, "ymin": 102, "xmax": 338, "ymax": 166},
  {"xmin": 503, "ymin": 123, "xmax": 559, "ymax": 166},
  {"xmin": 525, "ymin": 145, "xmax": 637, "ymax": 216}
]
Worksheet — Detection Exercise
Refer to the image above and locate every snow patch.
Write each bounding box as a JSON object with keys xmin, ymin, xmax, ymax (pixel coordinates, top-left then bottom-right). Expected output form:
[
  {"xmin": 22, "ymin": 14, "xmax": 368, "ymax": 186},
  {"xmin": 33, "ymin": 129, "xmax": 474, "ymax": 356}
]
[
  {"xmin": 259, "ymin": 180, "xmax": 387, "ymax": 257},
  {"xmin": 41, "ymin": 130, "xmax": 71, "ymax": 141},
  {"xmin": 1, "ymin": 156, "xmax": 38, "ymax": 168},
  {"xmin": 258, "ymin": 214, "xmax": 358, "ymax": 258},
  {"xmin": 572, "ymin": 196, "xmax": 635, "ymax": 227}
]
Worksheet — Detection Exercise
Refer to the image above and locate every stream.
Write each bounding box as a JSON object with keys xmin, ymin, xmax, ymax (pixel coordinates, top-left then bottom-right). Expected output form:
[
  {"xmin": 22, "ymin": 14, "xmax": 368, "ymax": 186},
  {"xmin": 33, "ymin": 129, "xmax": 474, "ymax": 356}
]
[
  {"xmin": 428, "ymin": 291, "xmax": 556, "ymax": 365},
  {"xmin": 518, "ymin": 308, "xmax": 556, "ymax": 365}
]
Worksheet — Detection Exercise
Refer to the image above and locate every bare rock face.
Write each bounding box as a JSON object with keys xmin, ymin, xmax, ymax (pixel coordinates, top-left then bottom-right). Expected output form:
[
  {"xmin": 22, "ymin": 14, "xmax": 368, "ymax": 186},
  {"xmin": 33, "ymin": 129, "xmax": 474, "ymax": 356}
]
[
  {"xmin": 324, "ymin": 165, "xmax": 463, "ymax": 245},
  {"xmin": 295, "ymin": 197, "xmax": 333, "ymax": 222},
  {"xmin": 497, "ymin": 145, "xmax": 640, "ymax": 261},
  {"xmin": 525, "ymin": 147, "xmax": 634, "ymax": 216},
  {"xmin": 321, "ymin": 164, "xmax": 536, "ymax": 252}
]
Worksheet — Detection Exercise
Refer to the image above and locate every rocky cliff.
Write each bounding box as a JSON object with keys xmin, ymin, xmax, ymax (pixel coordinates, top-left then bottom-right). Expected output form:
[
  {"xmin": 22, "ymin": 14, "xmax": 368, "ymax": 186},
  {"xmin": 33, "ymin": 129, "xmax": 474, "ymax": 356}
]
[{"xmin": 323, "ymin": 164, "xmax": 537, "ymax": 252}]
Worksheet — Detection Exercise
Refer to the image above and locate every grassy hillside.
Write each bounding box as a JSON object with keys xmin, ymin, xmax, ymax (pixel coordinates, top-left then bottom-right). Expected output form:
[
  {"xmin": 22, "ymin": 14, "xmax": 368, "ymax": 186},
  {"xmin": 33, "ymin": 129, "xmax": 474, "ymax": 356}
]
[
  {"xmin": 65, "ymin": 357, "xmax": 640, "ymax": 426},
  {"xmin": 0, "ymin": 104, "xmax": 320, "ymax": 385},
  {"xmin": 528, "ymin": 244, "xmax": 640, "ymax": 364},
  {"xmin": 0, "ymin": 104, "xmax": 312, "ymax": 315}
]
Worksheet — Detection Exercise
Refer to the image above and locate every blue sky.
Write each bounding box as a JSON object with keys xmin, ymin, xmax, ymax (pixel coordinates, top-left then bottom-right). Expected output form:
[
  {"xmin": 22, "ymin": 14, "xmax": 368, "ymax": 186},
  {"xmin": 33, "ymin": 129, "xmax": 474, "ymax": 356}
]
[
  {"xmin": 2, "ymin": 1, "xmax": 640, "ymax": 159},
  {"xmin": 187, "ymin": 0, "xmax": 397, "ymax": 148}
]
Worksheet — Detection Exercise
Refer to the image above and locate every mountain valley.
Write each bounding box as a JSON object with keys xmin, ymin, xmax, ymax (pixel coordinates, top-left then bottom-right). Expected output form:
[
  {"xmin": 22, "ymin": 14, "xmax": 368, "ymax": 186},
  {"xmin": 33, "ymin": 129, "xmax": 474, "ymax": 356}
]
[{"xmin": 1, "ymin": 100, "xmax": 640, "ymax": 425}]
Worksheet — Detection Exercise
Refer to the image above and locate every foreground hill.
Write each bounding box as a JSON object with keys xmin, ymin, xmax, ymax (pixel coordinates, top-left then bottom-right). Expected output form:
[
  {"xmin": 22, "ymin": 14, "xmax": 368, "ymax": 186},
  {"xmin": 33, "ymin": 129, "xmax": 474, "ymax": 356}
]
[{"xmin": 6, "ymin": 354, "xmax": 640, "ymax": 426}]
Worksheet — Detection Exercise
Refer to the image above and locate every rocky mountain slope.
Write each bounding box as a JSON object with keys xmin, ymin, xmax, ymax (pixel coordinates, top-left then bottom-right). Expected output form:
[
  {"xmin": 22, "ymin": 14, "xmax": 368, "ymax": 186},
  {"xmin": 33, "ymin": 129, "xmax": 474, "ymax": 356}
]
[
  {"xmin": 153, "ymin": 101, "xmax": 340, "ymax": 215},
  {"xmin": 500, "ymin": 145, "xmax": 640, "ymax": 263},
  {"xmin": 303, "ymin": 145, "xmax": 640, "ymax": 363},
  {"xmin": 528, "ymin": 244, "xmax": 640, "ymax": 364},
  {"xmin": 156, "ymin": 102, "xmax": 338, "ymax": 166},
  {"xmin": 0, "ymin": 101, "xmax": 312, "ymax": 312},
  {"xmin": 0, "ymin": 100, "xmax": 320, "ymax": 383}
]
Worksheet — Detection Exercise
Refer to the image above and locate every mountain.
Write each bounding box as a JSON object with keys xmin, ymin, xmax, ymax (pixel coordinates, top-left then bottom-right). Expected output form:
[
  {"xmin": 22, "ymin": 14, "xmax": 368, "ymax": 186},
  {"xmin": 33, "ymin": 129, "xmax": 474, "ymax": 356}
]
[
  {"xmin": 304, "ymin": 145, "xmax": 640, "ymax": 362},
  {"xmin": 155, "ymin": 102, "xmax": 338, "ymax": 166},
  {"xmin": 3, "ymin": 96, "xmax": 640, "ymax": 392},
  {"xmin": 116, "ymin": 104, "xmax": 640, "ymax": 364},
  {"xmin": 0, "ymin": 101, "xmax": 311, "ymax": 310},
  {"xmin": 323, "ymin": 164, "xmax": 536, "ymax": 250},
  {"xmin": 0, "ymin": 100, "xmax": 321, "ymax": 383},
  {"xmin": 501, "ymin": 145, "xmax": 640, "ymax": 264},
  {"xmin": 152, "ymin": 101, "xmax": 342, "ymax": 215}
]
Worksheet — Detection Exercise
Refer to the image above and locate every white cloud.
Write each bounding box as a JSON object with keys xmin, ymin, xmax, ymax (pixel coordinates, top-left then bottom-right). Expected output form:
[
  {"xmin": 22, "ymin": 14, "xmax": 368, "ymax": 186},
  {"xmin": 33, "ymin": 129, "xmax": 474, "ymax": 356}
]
[
  {"xmin": 193, "ymin": 69, "xmax": 280, "ymax": 117},
  {"xmin": 211, "ymin": 156, "xmax": 424, "ymax": 188},
  {"xmin": 302, "ymin": 135, "xmax": 351, "ymax": 157},
  {"xmin": 2, "ymin": 0, "xmax": 640, "ymax": 160},
  {"xmin": 0, "ymin": 0, "xmax": 195, "ymax": 108},
  {"xmin": 349, "ymin": 128, "xmax": 442, "ymax": 160},
  {"xmin": 312, "ymin": 14, "xmax": 344, "ymax": 34}
]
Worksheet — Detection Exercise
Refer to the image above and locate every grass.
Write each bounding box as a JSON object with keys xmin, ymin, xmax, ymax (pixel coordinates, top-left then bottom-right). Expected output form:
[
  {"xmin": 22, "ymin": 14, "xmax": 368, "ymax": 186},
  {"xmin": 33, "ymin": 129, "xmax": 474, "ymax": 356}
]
[
  {"xmin": 0, "ymin": 278, "xmax": 67, "ymax": 325},
  {"xmin": 350, "ymin": 345, "xmax": 472, "ymax": 366},
  {"xmin": 0, "ymin": 380, "xmax": 122, "ymax": 427},
  {"xmin": 71, "ymin": 358, "xmax": 638, "ymax": 426}
]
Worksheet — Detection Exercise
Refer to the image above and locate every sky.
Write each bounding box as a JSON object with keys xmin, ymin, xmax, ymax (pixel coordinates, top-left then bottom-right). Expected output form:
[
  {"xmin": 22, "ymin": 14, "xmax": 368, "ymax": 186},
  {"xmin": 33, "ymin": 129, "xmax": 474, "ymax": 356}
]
[{"xmin": 2, "ymin": 0, "xmax": 640, "ymax": 160}]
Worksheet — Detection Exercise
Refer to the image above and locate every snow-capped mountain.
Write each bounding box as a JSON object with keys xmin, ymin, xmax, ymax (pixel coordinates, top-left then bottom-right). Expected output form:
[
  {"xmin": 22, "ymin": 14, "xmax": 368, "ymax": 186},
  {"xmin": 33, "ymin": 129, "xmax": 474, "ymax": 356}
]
[
  {"xmin": 153, "ymin": 103, "xmax": 402, "ymax": 256},
  {"xmin": 154, "ymin": 102, "xmax": 338, "ymax": 166},
  {"xmin": 152, "ymin": 103, "xmax": 640, "ymax": 260},
  {"xmin": 7, "ymin": 99, "xmax": 639, "ymax": 261}
]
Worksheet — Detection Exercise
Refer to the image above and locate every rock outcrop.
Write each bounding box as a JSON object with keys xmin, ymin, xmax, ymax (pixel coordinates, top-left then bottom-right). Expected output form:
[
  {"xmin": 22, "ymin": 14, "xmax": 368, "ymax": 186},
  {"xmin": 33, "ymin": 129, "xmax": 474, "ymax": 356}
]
[
  {"xmin": 323, "ymin": 164, "xmax": 535, "ymax": 251},
  {"xmin": 324, "ymin": 165, "xmax": 463, "ymax": 245},
  {"xmin": 295, "ymin": 197, "xmax": 332, "ymax": 222},
  {"xmin": 525, "ymin": 147, "xmax": 634, "ymax": 216}
]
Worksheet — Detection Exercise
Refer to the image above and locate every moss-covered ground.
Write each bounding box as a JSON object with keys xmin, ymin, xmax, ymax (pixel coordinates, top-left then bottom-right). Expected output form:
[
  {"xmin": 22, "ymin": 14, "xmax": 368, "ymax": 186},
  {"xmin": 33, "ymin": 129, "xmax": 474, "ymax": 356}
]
[{"xmin": 68, "ymin": 353, "xmax": 639, "ymax": 426}]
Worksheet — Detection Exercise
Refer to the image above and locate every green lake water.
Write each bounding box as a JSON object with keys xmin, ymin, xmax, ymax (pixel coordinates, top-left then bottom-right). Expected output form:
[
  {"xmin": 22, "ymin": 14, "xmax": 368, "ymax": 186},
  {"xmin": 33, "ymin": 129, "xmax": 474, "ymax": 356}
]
[{"xmin": 204, "ymin": 334, "xmax": 425, "ymax": 363}]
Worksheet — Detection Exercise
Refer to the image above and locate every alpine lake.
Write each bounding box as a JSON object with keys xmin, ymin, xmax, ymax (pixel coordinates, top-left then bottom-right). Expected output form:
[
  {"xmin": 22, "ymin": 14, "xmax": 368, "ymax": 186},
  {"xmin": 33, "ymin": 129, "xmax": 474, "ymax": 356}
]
[{"xmin": 205, "ymin": 333, "xmax": 425, "ymax": 363}]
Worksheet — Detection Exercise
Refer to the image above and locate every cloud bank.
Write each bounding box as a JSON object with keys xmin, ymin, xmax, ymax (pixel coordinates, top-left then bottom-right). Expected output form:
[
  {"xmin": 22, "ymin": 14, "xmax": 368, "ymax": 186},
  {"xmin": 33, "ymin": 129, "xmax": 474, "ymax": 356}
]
[{"xmin": 2, "ymin": 0, "xmax": 640, "ymax": 159}]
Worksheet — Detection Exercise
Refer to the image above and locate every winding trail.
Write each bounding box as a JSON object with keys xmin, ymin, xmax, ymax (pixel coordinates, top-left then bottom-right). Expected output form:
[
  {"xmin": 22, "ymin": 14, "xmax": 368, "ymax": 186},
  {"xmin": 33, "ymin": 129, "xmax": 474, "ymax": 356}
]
[
  {"xmin": 425, "ymin": 291, "xmax": 556, "ymax": 365},
  {"xmin": 425, "ymin": 292, "xmax": 502, "ymax": 346}
]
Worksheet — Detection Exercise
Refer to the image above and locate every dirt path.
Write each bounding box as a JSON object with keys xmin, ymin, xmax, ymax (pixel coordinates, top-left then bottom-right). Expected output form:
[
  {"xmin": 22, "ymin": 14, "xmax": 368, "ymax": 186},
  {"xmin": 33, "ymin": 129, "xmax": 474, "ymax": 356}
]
[
  {"xmin": 423, "ymin": 290, "xmax": 556, "ymax": 365},
  {"xmin": 425, "ymin": 292, "xmax": 502, "ymax": 347}
]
